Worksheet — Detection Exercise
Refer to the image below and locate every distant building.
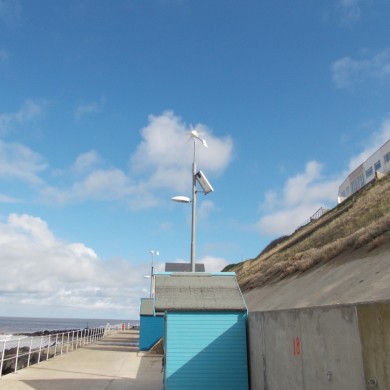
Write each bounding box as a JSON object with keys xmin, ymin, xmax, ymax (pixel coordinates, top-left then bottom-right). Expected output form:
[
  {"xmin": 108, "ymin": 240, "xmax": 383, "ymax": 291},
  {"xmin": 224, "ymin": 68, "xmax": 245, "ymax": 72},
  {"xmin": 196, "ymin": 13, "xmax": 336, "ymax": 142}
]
[
  {"xmin": 164, "ymin": 262, "xmax": 205, "ymax": 272},
  {"xmin": 338, "ymin": 139, "xmax": 390, "ymax": 203}
]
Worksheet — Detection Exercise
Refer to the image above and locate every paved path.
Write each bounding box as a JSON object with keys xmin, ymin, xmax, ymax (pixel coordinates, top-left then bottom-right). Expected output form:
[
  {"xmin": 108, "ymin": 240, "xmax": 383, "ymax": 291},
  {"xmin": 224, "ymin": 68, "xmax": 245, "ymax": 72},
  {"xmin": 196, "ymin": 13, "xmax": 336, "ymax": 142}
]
[{"xmin": 0, "ymin": 330, "xmax": 163, "ymax": 390}]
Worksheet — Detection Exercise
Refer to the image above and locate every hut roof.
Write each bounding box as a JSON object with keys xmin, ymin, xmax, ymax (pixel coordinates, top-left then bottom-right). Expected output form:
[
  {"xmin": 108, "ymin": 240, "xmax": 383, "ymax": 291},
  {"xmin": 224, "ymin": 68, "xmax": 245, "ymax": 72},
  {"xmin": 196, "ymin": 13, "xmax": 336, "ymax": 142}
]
[{"xmin": 154, "ymin": 272, "xmax": 247, "ymax": 312}]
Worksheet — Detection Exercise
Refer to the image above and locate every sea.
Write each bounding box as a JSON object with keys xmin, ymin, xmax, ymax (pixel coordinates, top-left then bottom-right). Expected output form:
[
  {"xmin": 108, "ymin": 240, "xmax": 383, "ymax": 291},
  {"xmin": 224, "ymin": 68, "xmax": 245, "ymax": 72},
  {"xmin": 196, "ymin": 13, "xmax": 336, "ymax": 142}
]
[{"xmin": 0, "ymin": 316, "xmax": 138, "ymax": 343}]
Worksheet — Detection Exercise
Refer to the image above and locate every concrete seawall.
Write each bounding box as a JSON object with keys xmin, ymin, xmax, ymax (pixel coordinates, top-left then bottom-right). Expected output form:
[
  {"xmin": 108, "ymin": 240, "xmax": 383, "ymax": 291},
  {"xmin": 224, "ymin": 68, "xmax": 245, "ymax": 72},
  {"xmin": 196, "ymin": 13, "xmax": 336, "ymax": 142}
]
[{"xmin": 248, "ymin": 300, "xmax": 390, "ymax": 390}]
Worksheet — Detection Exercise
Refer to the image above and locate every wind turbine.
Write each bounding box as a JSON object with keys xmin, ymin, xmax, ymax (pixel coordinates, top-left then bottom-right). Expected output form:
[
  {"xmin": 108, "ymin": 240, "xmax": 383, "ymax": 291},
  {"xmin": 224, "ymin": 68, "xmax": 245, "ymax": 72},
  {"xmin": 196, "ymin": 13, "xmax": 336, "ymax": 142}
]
[{"xmin": 189, "ymin": 128, "xmax": 208, "ymax": 148}]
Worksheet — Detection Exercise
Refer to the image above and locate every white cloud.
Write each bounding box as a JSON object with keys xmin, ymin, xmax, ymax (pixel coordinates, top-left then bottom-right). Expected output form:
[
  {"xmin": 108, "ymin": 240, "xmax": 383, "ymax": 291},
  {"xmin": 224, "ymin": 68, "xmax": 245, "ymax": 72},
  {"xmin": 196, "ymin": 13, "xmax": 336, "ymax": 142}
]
[
  {"xmin": 0, "ymin": 213, "xmax": 149, "ymax": 318},
  {"xmin": 331, "ymin": 48, "xmax": 390, "ymax": 89},
  {"xmin": 71, "ymin": 169, "xmax": 134, "ymax": 200},
  {"xmin": 163, "ymin": 256, "xmax": 229, "ymax": 273},
  {"xmin": 201, "ymin": 256, "xmax": 229, "ymax": 272},
  {"xmin": 0, "ymin": 139, "xmax": 47, "ymax": 185},
  {"xmin": 42, "ymin": 168, "xmax": 135, "ymax": 204},
  {"xmin": 71, "ymin": 150, "xmax": 103, "ymax": 175},
  {"xmin": 256, "ymin": 118, "xmax": 390, "ymax": 238},
  {"xmin": 257, "ymin": 161, "xmax": 340, "ymax": 236},
  {"xmin": 40, "ymin": 111, "xmax": 233, "ymax": 208},
  {"xmin": 7, "ymin": 213, "xmax": 56, "ymax": 246},
  {"xmin": 0, "ymin": 110, "xmax": 233, "ymax": 210},
  {"xmin": 258, "ymin": 204, "xmax": 324, "ymax": 237},
  {"xmin": 261, "ymin": 190, "xmax": 278, "ymax": 211},
  {"xmin": 131, "ymin": 111, "xmax": 233, "ymax": 193},
  {"xmin": 338, "ymin": 0, "xmax": 361, "ymax": 24},
  {"xmin": 0, "ymin": 193, "xmax": 19, "ymax": 203},
  {"xmin": 347, "ymin": 118, "xmax": 390, "ymax": 170},
  {"xmin": 283, "ymin": 161, "xmax": 322, "ymax": 205},
  {"xmin": 323, "ymin": 0, "xmax": 363, "ymax": 25},
  {"xmin": 0, "ymin": 99, "xmax": 46, "ymax": 135},
  {"xmin": 74, "ymin": 98, "xmax": 105, "ymax": 121}
]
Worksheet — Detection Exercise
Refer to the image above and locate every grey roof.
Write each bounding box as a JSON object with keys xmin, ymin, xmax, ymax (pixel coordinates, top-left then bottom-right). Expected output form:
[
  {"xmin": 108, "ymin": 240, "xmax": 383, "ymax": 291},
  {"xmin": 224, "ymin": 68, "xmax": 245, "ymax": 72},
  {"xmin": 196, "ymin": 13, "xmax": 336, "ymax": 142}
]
[
  {"xmin": 154, "ymin": 273, "xmax": 247, "ymax": 312},
  {"xmin": 164, "ymin": 263, "xmax": 205, "ymax": 272}
]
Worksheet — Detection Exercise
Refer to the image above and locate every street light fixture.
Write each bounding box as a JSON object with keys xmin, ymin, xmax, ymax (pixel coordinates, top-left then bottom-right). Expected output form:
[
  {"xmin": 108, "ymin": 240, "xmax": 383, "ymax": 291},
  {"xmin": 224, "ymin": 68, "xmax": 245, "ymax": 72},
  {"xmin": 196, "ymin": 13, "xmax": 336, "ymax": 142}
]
[
  {"xmin": 171, "ymin": 196, "xmax": 191, "ymax": 203},
  {"xmin": 171, "ymin": 130, "xmax": 213, "ymax": 272}
]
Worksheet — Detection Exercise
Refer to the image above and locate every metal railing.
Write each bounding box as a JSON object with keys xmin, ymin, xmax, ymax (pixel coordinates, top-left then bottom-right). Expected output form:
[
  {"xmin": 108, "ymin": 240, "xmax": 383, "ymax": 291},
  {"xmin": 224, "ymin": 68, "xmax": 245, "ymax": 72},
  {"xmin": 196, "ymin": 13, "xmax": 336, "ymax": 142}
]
[
  {"xmin": 0, "ymin": 326, "xmax": 109, "ymax": 378},
  {"xmin": 310, "ymin": 206, "xmax": 328, "ymax": 221},
  {"xmin": 296, "ymin": 206, "xmax": 329, "ymax": 231}
]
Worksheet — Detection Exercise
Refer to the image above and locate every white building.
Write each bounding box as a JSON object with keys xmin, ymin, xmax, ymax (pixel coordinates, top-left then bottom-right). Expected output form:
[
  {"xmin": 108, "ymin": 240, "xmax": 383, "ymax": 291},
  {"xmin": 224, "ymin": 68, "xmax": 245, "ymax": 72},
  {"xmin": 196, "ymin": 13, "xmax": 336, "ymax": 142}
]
[{"xmin": 338, "ymin": 139, "xmax": 390, "ymax": 203}]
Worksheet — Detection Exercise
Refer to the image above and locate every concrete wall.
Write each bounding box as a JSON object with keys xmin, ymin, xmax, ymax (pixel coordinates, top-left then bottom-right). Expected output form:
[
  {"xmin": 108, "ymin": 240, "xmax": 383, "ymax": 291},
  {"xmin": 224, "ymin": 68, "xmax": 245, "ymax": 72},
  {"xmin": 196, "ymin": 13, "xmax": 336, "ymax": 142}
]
[
  {"xmin": 248, "ymin": 301, "xmax": 390, "ymax": 390},
  {"xmin": 357, "ymin": 303, "xmax": 390, "ymax": 389}
]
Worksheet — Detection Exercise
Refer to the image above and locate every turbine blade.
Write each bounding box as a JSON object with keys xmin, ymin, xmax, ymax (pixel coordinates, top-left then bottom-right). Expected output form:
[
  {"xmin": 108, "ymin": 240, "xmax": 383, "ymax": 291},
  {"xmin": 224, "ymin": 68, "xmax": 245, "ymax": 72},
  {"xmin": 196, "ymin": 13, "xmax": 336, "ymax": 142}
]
[
  {"xmin": 188, "ymin": 129, "xmax": 208, "ymax": 147},
  {"xmin": 200, "ymin": 138, "xmax": 208, "ymax": 148}
]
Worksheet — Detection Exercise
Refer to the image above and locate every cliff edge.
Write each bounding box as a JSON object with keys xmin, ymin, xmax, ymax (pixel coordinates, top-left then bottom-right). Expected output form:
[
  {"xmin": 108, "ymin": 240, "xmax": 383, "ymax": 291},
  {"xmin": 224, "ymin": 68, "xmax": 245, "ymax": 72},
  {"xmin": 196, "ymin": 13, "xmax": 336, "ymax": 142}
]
[{"xmin": 224, "ymin": 173, "xmax": 390, "ymax": 311}]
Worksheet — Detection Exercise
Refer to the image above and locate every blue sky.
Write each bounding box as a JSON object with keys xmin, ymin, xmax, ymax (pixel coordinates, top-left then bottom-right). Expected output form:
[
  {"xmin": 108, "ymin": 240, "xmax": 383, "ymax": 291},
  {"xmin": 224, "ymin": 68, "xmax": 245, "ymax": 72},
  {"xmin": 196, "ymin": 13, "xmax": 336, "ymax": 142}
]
[{"xmin": 1, "ymin": 0, "xmax": 390, "ymax": 320}]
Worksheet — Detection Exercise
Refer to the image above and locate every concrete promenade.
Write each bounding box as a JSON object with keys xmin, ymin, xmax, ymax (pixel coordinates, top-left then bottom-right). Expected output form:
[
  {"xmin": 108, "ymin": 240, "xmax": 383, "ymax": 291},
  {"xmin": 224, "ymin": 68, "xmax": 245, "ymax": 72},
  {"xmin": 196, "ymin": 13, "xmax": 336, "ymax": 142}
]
[{"xmin": 0, "ymin": 330, "xmax": 163, "ymax": 390}]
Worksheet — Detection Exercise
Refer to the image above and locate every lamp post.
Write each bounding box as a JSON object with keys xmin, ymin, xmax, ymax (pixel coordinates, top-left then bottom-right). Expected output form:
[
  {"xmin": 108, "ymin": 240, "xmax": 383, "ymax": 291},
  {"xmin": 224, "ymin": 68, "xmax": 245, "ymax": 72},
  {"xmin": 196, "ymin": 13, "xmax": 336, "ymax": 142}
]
[
  {"xmin": 149, "ymin": 250, "xmax": 159, "ymax": 297},
  {"xmin": 172, "ymin": 130, "xmax": 212, "ymax": 272},
  {"xmin": 190, "ymin": 137, "xmax": 197, "ymax": 273}
]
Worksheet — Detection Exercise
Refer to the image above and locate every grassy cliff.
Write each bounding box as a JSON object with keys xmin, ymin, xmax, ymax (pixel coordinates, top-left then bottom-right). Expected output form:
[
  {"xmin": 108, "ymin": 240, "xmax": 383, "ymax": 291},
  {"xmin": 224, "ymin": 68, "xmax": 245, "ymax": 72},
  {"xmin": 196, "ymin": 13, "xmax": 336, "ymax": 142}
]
[{"xmin": 225, "ymin": 173, "xmax": 390, "ymax": 292}]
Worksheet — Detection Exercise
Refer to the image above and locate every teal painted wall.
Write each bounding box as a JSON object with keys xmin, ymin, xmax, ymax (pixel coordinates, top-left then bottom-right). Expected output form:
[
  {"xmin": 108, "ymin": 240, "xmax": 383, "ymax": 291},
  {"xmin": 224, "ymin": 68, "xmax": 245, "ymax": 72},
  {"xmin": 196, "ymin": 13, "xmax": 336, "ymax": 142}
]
[
  {"xmin": 164, "ymin": 311, "xmax": 249, "ymax": 390},
  {"xmin": 139, "ymin": 315, "xmax": 164, "ymax": 351}
]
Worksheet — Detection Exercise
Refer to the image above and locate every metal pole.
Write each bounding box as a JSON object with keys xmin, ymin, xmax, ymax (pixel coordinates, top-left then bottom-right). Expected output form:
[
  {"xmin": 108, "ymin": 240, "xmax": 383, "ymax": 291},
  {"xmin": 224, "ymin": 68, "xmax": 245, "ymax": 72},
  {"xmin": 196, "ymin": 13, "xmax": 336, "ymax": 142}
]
[
  {"xmin": 14, "ymin": 338, "xmax": 21, "ymax": 373},
  {"xmin": 46, "ymin": 335, "xmax": 51, "ymax": 360},
  {"xmin": 149, "ymin": 250, "xmax": 158, "ymax": 297},
  {"xmin": 27, "ymin": 337, "xmax": 33, "ymax": 367},
  {"xmin": 71, "ymin": 331, "xmax": 75, "ymax": 351},
  {"xmin": 151, "ymin": 265, "xmax": 154, "ymax": 298},
  {"xmin": 0, "ymin": 340, "xmax": 6, "ymax": 377},
  {"xmin": 150, "ymin": 252, "xmax": 154, "ymax": 298},
  {"xmin": 191, "ymin": 139, "xmax": 196, "ymax": 272},
  {"xmin": 38, "ymin": 336, "xmax": 43, "ymax": 363}
]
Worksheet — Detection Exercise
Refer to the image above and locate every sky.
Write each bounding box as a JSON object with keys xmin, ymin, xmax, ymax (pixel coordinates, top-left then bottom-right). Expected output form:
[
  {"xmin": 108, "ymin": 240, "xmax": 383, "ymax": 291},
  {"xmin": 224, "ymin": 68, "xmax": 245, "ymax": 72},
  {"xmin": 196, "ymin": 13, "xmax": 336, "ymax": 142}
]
[{"xmin": 1, "ymin": 0, "xmax": 390, "ymax": 320}]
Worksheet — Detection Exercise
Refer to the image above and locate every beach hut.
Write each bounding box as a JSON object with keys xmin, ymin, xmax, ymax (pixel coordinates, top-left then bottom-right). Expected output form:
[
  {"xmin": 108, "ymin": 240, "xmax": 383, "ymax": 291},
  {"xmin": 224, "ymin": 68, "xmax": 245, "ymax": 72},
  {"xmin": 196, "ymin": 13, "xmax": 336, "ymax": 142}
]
[
  {"xmin": 139, "ymin": 298, "xmax": 164, "ymax": 351},
  {"xmin": 154, "ymin": 272, "xmax": 249, "ymax": 390}
]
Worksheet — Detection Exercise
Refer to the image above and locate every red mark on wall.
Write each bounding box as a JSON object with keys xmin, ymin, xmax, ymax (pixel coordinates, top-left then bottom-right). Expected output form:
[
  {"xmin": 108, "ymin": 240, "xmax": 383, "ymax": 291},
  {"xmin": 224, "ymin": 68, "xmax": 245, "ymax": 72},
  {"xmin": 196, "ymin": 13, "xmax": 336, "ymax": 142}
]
[{"xmin": 293, "ymin": 337, "xmax": 301, "ymax": 356}]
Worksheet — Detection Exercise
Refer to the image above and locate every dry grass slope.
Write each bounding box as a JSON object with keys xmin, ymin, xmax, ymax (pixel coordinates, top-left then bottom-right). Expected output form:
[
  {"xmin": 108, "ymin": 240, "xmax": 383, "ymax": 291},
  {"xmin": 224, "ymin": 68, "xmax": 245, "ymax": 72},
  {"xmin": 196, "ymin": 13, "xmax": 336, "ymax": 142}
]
[{"xmin": 225, "ymin": 173, "xmax": 390, "ymax": 292}]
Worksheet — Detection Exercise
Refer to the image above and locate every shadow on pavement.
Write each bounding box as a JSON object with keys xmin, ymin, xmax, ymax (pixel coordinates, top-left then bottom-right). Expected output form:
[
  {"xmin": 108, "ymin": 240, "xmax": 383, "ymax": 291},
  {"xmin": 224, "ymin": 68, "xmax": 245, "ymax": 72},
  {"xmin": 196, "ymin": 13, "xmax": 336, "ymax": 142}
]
[{"xmin": 1, "ymin": 330, "xmax": 163, "ymax": 390}]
